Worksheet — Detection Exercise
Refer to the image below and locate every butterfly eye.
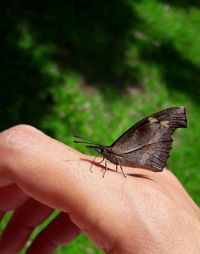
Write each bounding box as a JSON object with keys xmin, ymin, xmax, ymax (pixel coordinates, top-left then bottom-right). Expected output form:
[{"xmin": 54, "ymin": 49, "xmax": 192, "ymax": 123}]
[
  {"xmin": 96, "ymin": 147, "xmax": 103, "ymax": 153},
  {"xmin": 98, "ymin": 147, "xmax": 107, "ymax": 155}
]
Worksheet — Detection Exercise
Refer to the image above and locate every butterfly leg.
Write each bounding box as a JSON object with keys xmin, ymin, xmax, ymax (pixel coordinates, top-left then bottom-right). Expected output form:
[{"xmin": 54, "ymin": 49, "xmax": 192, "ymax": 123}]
[
  {"xmin": 90, "ymin": 157, "xmax": 105, "ymax": 172},
  {"xmin": 119, "ymin": 161, "xmax": 126, "ymax": 178},
  {"xmin": 103, "ymin": 160, "xmax": 108, "ymax": 177},
  {"xmin": 99, "ymin": 157, "xmax": 105, "ymax": 164},
  {"xmin": 116, "ymin": 163, "xmax": 118, "ymax": 172},
  {"xmin": 90, "ymin": 156, "xmax": 97, "ymax": 172}
]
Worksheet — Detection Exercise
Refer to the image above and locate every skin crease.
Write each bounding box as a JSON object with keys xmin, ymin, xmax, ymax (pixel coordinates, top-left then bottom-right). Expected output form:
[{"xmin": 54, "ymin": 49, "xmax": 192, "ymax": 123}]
[{"xmin": 0, "ymin": 125, "xmax": 199, "ymax": 254}]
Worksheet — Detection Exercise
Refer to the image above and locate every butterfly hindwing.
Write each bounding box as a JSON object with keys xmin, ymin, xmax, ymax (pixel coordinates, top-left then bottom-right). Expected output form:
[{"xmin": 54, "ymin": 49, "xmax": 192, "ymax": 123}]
[
  {"xmin": 114, "ymin": 124, "xmax": 173, "ymax": 171},
  {"xmin": 111, "ymin": 107, "xmax": 187, "ymax": 171}
]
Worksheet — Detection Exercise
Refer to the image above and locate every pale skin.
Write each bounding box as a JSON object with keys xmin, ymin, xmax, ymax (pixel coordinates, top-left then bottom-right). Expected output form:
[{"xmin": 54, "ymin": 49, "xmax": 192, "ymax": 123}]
[{"xmin": 0, "ymin": 125, "xmax": 200, "ymax": 254}]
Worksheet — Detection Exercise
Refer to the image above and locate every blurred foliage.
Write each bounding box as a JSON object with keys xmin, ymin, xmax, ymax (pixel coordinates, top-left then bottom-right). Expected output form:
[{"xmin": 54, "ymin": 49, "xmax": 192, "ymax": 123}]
[{"xmin": 1, "ymin": 0, "xmax": 200, "ymax": 253}]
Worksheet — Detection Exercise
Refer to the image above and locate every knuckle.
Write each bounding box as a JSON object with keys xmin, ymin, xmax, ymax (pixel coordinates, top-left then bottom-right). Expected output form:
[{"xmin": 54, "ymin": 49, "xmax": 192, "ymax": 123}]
[
  {"xmin": 0, "ymin": 124, "xmax": 41, "ymax": 152},
  {"xmin": 0, "ymin": 125, "xmax": 42, "ymax": 178}
]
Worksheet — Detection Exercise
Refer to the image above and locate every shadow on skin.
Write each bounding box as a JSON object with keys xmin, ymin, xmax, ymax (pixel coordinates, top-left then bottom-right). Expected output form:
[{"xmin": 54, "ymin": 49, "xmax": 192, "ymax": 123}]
[{"xmin": 81, "ymin": 158, "xmax": 152, "ymax": 180}]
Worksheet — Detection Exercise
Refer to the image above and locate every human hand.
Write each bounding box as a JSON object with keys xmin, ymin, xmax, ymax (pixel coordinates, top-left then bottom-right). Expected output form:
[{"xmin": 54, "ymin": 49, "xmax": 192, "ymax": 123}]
[{"xmin": 0, "ymin": 125, "xmax": 200, "ymax": 254}]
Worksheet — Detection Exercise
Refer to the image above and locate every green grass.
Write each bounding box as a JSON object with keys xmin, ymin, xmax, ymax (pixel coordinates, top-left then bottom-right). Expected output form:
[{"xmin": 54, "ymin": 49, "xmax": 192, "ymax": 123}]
[
  {"xmin": 1, "ymin": 0, "xmax": 200, "ymax": 253},
  {"xmin": 56, "ymin": 235, "xmax": 103, "ymax": 254}
]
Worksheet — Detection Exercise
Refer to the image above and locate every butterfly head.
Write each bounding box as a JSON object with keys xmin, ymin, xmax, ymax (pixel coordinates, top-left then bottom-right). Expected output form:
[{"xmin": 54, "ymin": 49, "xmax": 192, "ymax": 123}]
[
  {"xmin": 74, "ymin": 135, "xmax": 110, "ymax": 156},
  {"xmin": 86, "ymin": 145, "xmax": 109, "ymax": 156}
]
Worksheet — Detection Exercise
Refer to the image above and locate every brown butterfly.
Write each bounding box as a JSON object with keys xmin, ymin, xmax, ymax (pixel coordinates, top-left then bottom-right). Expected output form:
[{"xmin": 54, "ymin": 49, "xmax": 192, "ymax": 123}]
[{"xmin": 75, "ymin": 107, "xmax": 187, "ymax": 176}]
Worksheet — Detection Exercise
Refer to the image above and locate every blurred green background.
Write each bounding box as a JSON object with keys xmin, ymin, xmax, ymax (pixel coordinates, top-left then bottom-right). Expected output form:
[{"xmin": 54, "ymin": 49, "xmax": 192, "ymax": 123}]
[{"xmin": 1, "ymin": 0, "xmax": 200, "ymax": 253}]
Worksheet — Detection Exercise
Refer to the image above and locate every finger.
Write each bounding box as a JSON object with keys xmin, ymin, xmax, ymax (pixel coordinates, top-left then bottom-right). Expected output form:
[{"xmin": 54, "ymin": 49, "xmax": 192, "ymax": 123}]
[
  {"xmin": 27, "ymin": 212, "xmax": 80, "ymax": 254},
  {"xmin": 0, "ymin": 199, "xmax": 53, "ymax": 254},
  {"xmin": 0, "ymin": 184, "xmax": 28, "ymax": 211},
  {"xmin": 0, "ymin": 125, "xmax": 121, "ymax": 214}
]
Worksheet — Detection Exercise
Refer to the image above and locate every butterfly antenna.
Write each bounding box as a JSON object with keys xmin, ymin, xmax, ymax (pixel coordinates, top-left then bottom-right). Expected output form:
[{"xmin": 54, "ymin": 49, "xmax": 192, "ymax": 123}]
[
  {"xmin": 74, "ymin": 140, "xmax": 97, "ymax": 145},
  {"xmin": 74, "ymin": 135, "xmax": 99, "ymax": 145}
]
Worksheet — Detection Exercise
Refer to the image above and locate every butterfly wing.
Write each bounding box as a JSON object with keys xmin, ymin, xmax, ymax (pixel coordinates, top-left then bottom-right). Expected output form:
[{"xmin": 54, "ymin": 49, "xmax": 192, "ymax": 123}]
[{"xmin": 111, "ymin": 107, "xmax": 187, "ymax": 171}]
